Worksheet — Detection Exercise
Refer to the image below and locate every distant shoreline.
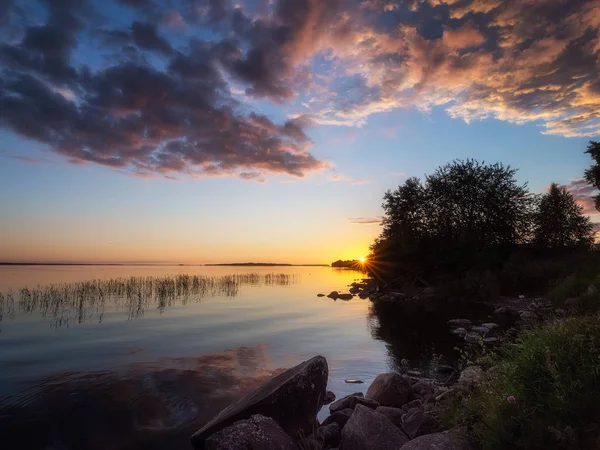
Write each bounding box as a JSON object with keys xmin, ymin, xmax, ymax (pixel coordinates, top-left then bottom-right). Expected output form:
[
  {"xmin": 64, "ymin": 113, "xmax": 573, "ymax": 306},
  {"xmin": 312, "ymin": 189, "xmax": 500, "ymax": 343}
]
[{"xmin": 0, "ymin": 262, "xmax": 331, "ymax": 267}]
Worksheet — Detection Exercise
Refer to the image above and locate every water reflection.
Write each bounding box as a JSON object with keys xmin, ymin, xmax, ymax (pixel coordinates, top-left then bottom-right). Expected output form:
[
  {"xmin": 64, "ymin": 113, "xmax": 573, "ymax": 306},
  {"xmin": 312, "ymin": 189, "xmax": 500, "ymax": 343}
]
[
  {"xmin": 0, "ymin": 345, "xmax": 284, "ymax": 450},
  {"xmin": 368, "ymin": 300, "xmax": 494, "ymax": 376},
  {"xmin": 0, "ymin": 273, "xmax": 298, "ymax": 328}
]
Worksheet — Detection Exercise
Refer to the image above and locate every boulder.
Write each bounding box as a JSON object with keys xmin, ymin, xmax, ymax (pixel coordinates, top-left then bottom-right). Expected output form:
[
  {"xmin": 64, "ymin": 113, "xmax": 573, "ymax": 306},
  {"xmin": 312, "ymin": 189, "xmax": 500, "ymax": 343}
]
[
  {"xmin": 451, "ymin": 328, "xmax": 468, "ymax": 336},
  {"xmin": 316, "ymin": 422, "xmax": 341, "ymax": 447},
  {"xmin": 470, "ymin": 326, "xmax": 489, "ymax": 335},
  {"xmin": 447, "ymin": 319, "xmax": 472, "ymax": 329},
  {"xmin": 482, "ymin": 323, "xmax": 499, "ymax": 330},
  {"xmin": 338, "ymin": 293, "xmax": 354, "ymax": 300},
  {"xmin": 358, "ymin": 290, "xmax": 371, "ymax": 299},
  {"xmin": 464, "ymin": 332, "xmax": 481, "ymax": 344},
  {"xmin": 349, "ymin": 286, "xmax": 360, "ymax": 294},
  {"xmin": 400, "ymin": 432, "xmax": 456, "ymax": 450},
  {"xmin": 204, "ymin": 415, "xmax": 298, "ymax": 450},
  {"xmin": 341, "ymin": 404, "xmax": 409, "ymax": 450},
  {"xmin": 323, "ymin": 391, "xmax": 336, "ymax": 405},
  {"xmin": 401, "ymin": 399, "xmax": 422, "ymax": 412},
  {"xmin": 366, "ymin": 373, "xmax": 413, "ymax": 407},
  {"xmin": 329, "ymin": 392, "xmax": 379, "ymax": 413},
  {"xmin": 321, "ymin": 409, "xmax": 353, "ymax": 429},
  {"xmin": 411, "ymin": 380, "xmax": 435, "ymax": 400},
  {"xmin": 317, "ymin": 293, "xmax": 325, "ymax": 297},
  {"xmin": 328, "ymin": 291, "xmax": 340, "ymax": 299},
  {"xmin": 401, "ymin": 408, "xmax": 440, "ymax": 439},
  {"xmin": 191, "ymin": 356, "xmax": 328, "ymax": 448},
  {"xmin": 375, "ymin": 406, "xmax": 405, "ymax": 430}
]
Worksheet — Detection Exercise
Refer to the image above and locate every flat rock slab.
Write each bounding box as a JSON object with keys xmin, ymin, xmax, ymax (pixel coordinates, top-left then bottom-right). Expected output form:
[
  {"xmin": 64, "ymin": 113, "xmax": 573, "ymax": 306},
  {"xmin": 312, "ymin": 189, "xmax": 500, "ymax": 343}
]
[
  {"xmin": 400, "ymin": 432, "xmax": 457, "ymax": 450},
  {"xmin": 205, "ymin": 415, "xmax": 298, "ymax": 450},
  {"xmin": 341, "ymin": 404, "xmax": 410, "ymax": 450},
  {"xmin": 191, "ymin": 355, "xmax": 328, "ymax": 449}
]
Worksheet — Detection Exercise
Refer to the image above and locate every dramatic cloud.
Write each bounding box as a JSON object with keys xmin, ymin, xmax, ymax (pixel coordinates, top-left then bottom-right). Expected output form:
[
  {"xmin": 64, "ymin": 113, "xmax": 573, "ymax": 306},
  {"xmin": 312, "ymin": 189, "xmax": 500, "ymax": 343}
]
[
  {"xmin": 560, "ymin": 179, "xmax": 599, "ymax": 215},
  {"xmin": 1, "ymin": 0, "xmax": 600, "ymax": 179}
]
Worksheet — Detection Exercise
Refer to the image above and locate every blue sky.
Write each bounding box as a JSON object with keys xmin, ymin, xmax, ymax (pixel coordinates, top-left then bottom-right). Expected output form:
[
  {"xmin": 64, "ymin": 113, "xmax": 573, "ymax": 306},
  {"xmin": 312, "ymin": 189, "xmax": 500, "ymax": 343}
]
[{"xmin": 1, "ymin": 0, "xmax": 599, "ymax": 263}]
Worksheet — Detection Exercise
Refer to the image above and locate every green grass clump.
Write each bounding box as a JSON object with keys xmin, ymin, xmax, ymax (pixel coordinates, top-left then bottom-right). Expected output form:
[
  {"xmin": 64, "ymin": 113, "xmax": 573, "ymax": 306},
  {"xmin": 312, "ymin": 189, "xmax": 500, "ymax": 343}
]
[{"xmin": 442, "ymin": 315, "xmax": 600, "ymax": 449}]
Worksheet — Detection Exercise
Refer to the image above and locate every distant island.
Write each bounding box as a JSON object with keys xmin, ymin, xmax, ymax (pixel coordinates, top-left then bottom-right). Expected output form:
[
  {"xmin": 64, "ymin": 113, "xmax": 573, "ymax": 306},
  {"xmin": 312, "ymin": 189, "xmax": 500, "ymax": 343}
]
[
  {"xmin": 331, "ymin": 259, "xmax": 362, "ymax": 268},
  {"xmin": 204, "ymin": 263, "xmax": 330, "ymax": 267}
]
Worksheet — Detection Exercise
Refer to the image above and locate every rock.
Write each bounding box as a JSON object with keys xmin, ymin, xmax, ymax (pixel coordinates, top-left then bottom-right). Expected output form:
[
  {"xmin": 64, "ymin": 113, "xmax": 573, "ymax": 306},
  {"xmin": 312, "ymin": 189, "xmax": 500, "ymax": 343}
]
[
  {"xmin": 483, "ymin": 337, "xmax": 499, "ymax": 344},
  {"xmin": 481, "ymin": 323, "xmax": 499, "ymax": 330},
  {"xmin": 358, "ymin": 290, "xmax": 370, "ymax": 299},
  {"xmin": 366, "ymin": 373, "xmax": 413, "ymax": 407},
  {"xmin": 321, "ymin": 409, "xmax": 353, "ymax": 429},
  {"xmin": 327, "ymin": 291, "xmax": 339, "ymax": 299},
  {"xmin": 349, "ymin": 286, "xmax": 360, "ymax": 294},
  {"xmin": 494, "ymin": 306, "xmax": 519, "ymax": 316},
  {"xmin": 411, "ymin": 380, "xmax": 434, "ymax": 399},
  {"xmin": 204, "ymin": 415, "xmax": 298, "ymax": 450},
  {"xmin": 588, "ymin": 285, "xmax": 598, "ymax": 295},
  {"xmin": 464, "ymin": 332, "xmax": 481, "ymax": 344},
  {"xmin": 458, "ymin": 366, "xmax": 483, "ymax": 389},
  {"xmin": 369, "ymin": 293, "xmax": 381, "ymax": 300},
  {"xmin": 518, "ymin": 294, "xmax": 525, "ymax": 299},
  {"xmin": 520, "ymin": 311, "xmax": 534, "ymax": 320},
  {"xmin": 341, "ymin": 404, "xmax": 410, "ymax": 450},
  {"xmin": 400, "ymin": 432, "xmax": 457, "ymax": 450},
  {"xmin": 344, "ymin": 379, "xmax": 364, "ymax": 384},
  {"xmin": 317, "ymin": 293, "xmax": 325, "ymax": 297},
  {"xmin": 338, "ymin": 293, "xmax": 353, "ymax": 300},
  {"xmin": 316, "ymin": 422, "xmax": 341, "ymax": 447},
  {"xmin": 423, "ymin": 286, "xmax": 436, "ymax": 295},
  {"xmin": 447, "ymin": 319, "xmax": 472, "ymax": 329},
  {"xmin": 401, "ymin": 408, "xmax": 440, "ymax": 439},
  {"xmin": 329, "ymin": 392, "xmax": 379, "ymax": 413},
  {"xmin": 376, "ymin": 406, "xmax": 405, "ymax": 430},
  {"xmin": 401, "ymin": 399, "xmax": 422, "ymax": 412},
  {"xmin": 323, "ymin": 391, "xmax": 336, "ymax": 405},
  {"xmin": 470, "ymin": 326, "xmax": 489, "ymax": 335},
  {"xmin": 451, "ymin": 327, "xmax": 468, "ymax": 336},
  {"xmin": 191, "ymin": 356, "xmax": 328, "ymax": 448}
]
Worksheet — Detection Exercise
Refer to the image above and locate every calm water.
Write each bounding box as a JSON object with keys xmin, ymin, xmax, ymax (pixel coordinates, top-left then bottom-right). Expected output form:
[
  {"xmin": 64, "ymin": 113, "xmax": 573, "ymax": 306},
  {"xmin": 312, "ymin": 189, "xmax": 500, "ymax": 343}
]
[{"xmin": 0, "ymin": 265, "xmax": 466, "ymax": 449}]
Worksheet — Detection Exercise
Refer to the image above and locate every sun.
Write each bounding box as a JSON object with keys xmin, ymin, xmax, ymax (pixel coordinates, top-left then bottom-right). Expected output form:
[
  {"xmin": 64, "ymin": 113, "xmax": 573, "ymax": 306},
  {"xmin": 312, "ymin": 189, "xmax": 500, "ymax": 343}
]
[{"xmin": 359, "ymin": 257, "xmax": 366, "ymax": 263}]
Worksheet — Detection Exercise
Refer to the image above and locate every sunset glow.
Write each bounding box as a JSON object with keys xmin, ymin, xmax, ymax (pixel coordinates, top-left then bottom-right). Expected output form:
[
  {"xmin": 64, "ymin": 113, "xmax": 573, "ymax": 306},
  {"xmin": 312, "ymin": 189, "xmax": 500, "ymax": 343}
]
[{"xmin": 0, "ymin": 0, "xmax": 599, "ymax": 264}]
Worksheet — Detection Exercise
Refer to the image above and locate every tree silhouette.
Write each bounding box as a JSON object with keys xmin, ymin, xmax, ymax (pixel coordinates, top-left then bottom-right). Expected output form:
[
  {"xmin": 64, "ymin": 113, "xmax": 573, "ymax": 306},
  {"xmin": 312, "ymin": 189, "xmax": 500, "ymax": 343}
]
[
  {"xmin": 533, "ymin": 183, "xmax": 594, "ymax": 249},
  {"xmin": 584, "ymin": 141, "xmax": 600, "ymax": 211}
]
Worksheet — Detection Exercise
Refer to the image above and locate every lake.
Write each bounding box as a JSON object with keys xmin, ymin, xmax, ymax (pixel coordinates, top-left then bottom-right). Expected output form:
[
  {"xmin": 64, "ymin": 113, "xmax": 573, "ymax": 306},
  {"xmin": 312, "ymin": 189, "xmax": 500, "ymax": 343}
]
[{"xmin": 0, "ymin": 265, "xmax": 464, "ymax": 449}]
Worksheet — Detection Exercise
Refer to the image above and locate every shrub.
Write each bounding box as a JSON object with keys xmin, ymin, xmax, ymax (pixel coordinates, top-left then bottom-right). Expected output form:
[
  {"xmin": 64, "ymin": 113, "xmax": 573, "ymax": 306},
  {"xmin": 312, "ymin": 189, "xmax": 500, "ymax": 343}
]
[{"xmin": 443, "ymin": 316, "xmax": 600, "ymax": 449}]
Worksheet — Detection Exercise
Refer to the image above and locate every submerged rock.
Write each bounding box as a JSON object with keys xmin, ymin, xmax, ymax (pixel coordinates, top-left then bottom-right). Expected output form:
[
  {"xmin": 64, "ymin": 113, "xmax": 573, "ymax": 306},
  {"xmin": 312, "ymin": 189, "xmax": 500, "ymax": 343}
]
[
  {"xmin": 341, "ymin": 404, "xmax": 410, "ymax": 450},
  {"xmin": 400, "ymin": 432, "xmax": 457, "ymax": 450},
  {"xmin": 366, "ymin": 373, "xmax": 413, "ymax": 407},
  {"xmin": 204, "ymin": 415, "xmax": 298, "ymax": 450},
  {"xmin": 317, "ymin": 293, "xmax": 325, "ymax": 297},
  {"xmin": 191, "ymin": 356, "xmax": 328, "ymax": 448},
  {"xmin": 338, "ymin": 293, "xmax": 353, "ymax": 300},
  {"xmin": 328, "ymin": 291, "xmax": 340, "ymax": 299}
]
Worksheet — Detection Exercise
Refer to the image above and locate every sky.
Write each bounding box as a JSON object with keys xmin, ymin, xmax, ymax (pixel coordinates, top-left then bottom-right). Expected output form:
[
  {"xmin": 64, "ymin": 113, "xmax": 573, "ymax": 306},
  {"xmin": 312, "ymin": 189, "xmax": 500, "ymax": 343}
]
[{"xmin": 1, "ymin": 0, "xmax": 600, "ymax": 264}]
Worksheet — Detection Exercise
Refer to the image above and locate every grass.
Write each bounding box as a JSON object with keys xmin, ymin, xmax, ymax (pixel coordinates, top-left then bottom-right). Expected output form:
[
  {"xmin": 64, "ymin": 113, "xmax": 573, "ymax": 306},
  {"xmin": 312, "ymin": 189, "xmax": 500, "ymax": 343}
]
[
  {"xmin": 0, "ymin": 273, "xmax": 298, "ymax": 327},
  {"xmin": 442, "ymin": 315, "xmax": 600, "ymax": 449}
]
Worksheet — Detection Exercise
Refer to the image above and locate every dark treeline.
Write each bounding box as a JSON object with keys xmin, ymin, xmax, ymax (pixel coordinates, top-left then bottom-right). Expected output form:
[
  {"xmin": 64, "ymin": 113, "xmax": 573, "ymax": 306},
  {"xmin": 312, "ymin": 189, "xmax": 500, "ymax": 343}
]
[{"xmin": 367, "ymin": 142, "xmax": 600, "ymax": 298}]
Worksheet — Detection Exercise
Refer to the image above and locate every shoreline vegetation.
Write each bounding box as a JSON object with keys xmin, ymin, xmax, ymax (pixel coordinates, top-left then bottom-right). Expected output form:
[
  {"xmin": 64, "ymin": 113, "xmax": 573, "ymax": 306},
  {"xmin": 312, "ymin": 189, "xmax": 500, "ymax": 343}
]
[{"xmin": 0, "ymin": 262, "xmax": 330, "ymax": 267}]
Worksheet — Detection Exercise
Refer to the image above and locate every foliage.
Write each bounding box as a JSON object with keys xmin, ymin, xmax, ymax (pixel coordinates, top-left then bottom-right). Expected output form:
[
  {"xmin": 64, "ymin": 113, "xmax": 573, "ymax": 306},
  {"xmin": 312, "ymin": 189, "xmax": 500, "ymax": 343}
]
[
  {"xmin": 443, "ymin": 316, "xmax": 600, "ymax": 450},
  {"xmin": 533, "ymin": 183, "xmax": 594, "ymax": 249},
  {"xmin": 370, "ymin": 159, "xmax": 534, "ymax": 278},
  {"xmin": 583, "ymin": 141, "xmax": 600, "ymax": 212}
]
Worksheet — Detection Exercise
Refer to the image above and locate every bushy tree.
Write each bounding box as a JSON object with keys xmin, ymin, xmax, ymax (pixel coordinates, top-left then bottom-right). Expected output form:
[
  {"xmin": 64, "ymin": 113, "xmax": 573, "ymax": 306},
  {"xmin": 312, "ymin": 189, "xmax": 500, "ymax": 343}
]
[
  {"xmin": 533, "ymin": 183, "xmax": 594, "ymax": 249},
  {"xmin": 370, "ymin": 160, "xmax": 534, "ymax": 276},
  {"xmin": 583, "ymin": 141, "xmax": 600, "ymax": 211}
]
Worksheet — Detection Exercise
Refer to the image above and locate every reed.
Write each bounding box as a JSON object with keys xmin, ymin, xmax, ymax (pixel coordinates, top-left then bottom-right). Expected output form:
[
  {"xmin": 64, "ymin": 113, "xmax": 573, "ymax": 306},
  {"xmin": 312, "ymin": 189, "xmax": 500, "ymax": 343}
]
[{"xmin": 1, "ymin": 273, "xmax": 298, "ymax": 327}]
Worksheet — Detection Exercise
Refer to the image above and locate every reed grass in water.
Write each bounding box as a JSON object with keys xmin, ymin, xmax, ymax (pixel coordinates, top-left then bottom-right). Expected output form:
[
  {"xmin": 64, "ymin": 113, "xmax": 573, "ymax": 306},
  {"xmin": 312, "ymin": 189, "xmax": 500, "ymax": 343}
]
[{"xmin": 0, "ymin": 273, "xmax": 298, "ymax": 328}]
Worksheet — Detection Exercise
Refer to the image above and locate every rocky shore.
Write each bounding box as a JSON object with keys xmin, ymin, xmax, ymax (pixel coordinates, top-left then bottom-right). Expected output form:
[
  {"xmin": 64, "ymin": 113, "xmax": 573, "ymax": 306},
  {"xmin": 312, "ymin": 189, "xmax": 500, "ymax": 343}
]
[{"xmin": 190, "ymin": 355, "xmax": 471, "ymax": 450}]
